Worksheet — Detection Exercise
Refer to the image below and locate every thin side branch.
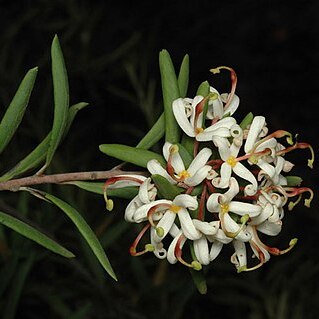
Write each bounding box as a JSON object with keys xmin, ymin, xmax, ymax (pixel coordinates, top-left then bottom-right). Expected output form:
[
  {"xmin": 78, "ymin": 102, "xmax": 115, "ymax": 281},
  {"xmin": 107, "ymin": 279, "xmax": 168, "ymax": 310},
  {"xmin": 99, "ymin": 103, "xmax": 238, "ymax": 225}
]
[{"xmin": 0, "ymin": 169, "xmax": 148, "ymax": 192}]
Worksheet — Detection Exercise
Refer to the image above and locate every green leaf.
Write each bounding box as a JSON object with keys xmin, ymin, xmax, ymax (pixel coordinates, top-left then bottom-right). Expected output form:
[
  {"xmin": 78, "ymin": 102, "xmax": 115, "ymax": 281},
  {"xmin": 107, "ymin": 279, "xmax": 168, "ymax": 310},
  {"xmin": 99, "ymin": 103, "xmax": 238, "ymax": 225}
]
[
  {"xmin": 286, "ymin": 176, "xmax": 303, "ymax": 186},
  {"xmin": 44, "ymin": 34, "xmax": 70, "ymax": 170},
  {"xmin": 0, "ymin": 67, "xmax": 38, "ymax": 155},
  {"xmin": 189, "ymin": 242, "xmax": 207, "ymax": 294},
  {"xmin": 177, "ymin": 54, "xmax": 189, "ymax": 98},
  {"xmin": 240, "ymin": 112, "xmax": 254, "ymax": 130},
  {"xmin": 196, "ymin": 80, "xmax": 210, "ymax": 96},
  {"xmin": 68, "ymin": 181, "xmax": 139, "ymax": 199},
  {"xmin": 65, "ymin": 102, "xmax": 89, "ymax": 133},
  {"xmin": 0, "ymin": 211, "xmax": 75, "ymax": 258},
  {"xmin": 99, "ymin": 143, "xmax": 165, "ymax": 168},
  {"xmin": 151, "ymin": 174, "xmax": 184, "ymax": 200},
  {"xmin": 177, "ymin": 143, "xmax": 193, "ymax": 167},
  {"xmin": 0, "ymin": 102, "xmax": 88, "ymax": 182},
  {"xmin": 159, "ymin": 49, "xmax": 181, "ymax": 144},
  {"xmin": 26, "ymin": 189, "xmax": 117, "ymax": 281},
  {"xmin": 189, "ymin": 268, "xmax": 207, "ymax": 295},
  {"xmin": 196, "ymin": 81, "xmax": 210, "ymax": 128},
  {"xmin": 136, "ymin": 113, "xmax": 165, "ymax": 150},
  {"xmin": 3, "ymin": 253, "xmax": 35, "ymax": 319},
  {"xmin": 181, "ymin": 134, "xmax": 194, "ymax": 157}
]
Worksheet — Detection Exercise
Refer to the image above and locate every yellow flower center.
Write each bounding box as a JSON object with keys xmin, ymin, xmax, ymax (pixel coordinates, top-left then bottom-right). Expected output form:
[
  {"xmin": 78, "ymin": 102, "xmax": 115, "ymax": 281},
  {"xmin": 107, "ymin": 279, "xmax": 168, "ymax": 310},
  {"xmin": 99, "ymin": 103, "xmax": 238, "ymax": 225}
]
[
  {"xmin": 170, "ymin": 205, "xmax": 182, "ymax": 213},
  {"xmin": 226, "ymin": 156, "xmax": 237, "ymax": 167},
  {"xmin": 178, "ymin": 170, "xmax": 191, "ymax": 181},
  {"xmin": 220, "ymin": 203, "xmax": 229, "ymax": 214},
  {"xmin": 195, "ymin": 127, "xmax": 204, "ymax": 135}
]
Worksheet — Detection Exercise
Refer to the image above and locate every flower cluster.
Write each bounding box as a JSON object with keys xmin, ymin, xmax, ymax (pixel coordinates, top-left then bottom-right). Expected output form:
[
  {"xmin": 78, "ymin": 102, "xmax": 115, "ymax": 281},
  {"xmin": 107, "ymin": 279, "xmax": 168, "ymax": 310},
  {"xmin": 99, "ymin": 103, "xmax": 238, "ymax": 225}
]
[{"xmin": 103, "ymin": 66, "xmax": 314, "ymax": 273}]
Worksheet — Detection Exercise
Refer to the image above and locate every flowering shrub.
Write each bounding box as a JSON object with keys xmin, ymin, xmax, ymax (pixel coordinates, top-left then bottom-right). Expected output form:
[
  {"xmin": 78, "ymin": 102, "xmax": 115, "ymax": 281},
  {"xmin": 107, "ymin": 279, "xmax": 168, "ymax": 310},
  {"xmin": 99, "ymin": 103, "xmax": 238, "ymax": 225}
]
[
  {"xmin": 0, "ymin": 39, "xmax": 314, "ymax": 293},
  {"xmin": 101, "ymin": 51, "xmax": 314, "ymax": 283}
]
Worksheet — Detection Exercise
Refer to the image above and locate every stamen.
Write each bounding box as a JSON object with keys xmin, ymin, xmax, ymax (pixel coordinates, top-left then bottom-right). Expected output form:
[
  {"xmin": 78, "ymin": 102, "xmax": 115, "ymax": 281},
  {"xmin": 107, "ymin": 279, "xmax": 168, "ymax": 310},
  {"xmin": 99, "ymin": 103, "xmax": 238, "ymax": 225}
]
[
  {"xmin": 129, "ymin": 223, "xmax": 153, "ymax": 256},
  {"xmin": 103, "ymin": 176, "xmax": 144, "ymax": 211},
  {"xmin": 197, "ymin": 184, "xmax": 207, "ymax": 221},
  {"xmin": 267, "ymin": 238, "xmax": 298, "ymax": 256},
  {"xmin": 174, "ymin": 234, "xmax": 202, "ymax": 271},
  {"xmin": 240, "ymin": 240, "xmax": 266, "ymax": 272},
  {"xmin": 276, "ymin": 142, "xmax": 315, "ymax": 169},
  {"xmin": 209, "ymin": 66, "xmax": 237, "ymax": 112},
  {"xmin": 225, "ymin": 214, "xmax": 249, "ymax": 238},
  {"xmin": 285, "ymin": 187, "xmax": 314, "ymax": 208},
  {"xmin": 251, "ymin": 130, "xmax": 293, "ymax": 155},
  {"xmin": 166, "ymin": 145, "xmax": 179, "ymax": 177},
  {"xmin": 147, "ymin": 203, "xmax": 171, "ymax": 227}
]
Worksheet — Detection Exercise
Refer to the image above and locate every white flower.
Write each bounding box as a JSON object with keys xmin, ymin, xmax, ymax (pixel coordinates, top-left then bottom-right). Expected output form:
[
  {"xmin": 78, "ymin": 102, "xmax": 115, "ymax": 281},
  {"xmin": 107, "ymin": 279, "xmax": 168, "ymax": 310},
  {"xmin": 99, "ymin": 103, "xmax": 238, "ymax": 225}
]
[
  {"xmin": 103, "ymin": 174, "xmax": 148, "ymax": 211},
  {"xmin": 249, "ymin": 190, "xmax": 285, "ymax": 236},
  {"xmin": 124, "ymin": 177, "xmax": 157, "ymax": 222},
  {"xmin": 230, "ymin": 240, "xmax": 248, "ymax": 272},
  {"xmin": 207, "ymin": 177, "xmax": 261, "ymax": 241},
  {"xmin": 147, "ymin": 142, "xmax": 212, "ymax": 187},
  {"xmin": 192, "ymin": 219, "xmax": 220, "ymax": 265},
  {"xmin": 212, "ymin": 135, "xmax": 258, "ymax": 195},
  {"xmin": 134, "ymin": 194, "xmax": 201, "ymax": 241},
  {"xmin": 207, "ymin": 86, "xmax": 240, "ymax": 120},
  {"xmin": 172, "ymin": 96, "xmax": 236, "ymax": 141}
]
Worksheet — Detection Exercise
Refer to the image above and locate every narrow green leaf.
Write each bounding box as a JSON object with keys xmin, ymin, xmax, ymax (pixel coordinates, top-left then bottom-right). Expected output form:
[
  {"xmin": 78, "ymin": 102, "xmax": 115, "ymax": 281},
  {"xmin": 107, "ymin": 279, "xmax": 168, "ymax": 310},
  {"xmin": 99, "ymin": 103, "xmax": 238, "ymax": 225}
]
[
  {"xmin": 3, "ymin": 253, "xmax": 35, "ymax": 319},
  {"xmin": 189, "ymin": 268, "xmax": 207, "ymax": 295},
  {"xmin": 286, "ymin": 176, "xmax": 303, "ymax": 186},
  {"xmin": 181, "ymin": 134, "xmax": 194, "ymax": 157},
  {"xmin": 0, "ymin": 102, "xmax": 88, "ymax": 182},
  {"xmin": 177, "ymin": 143, "xmax": 193, "ymax": 167},
  {"xmin": 159, "ymin": 49, "xmax": 181, "ymax": 144},
  {"xmin": 65, "ymin": 102, "xmax": 89, "ymax": 133},
  {"xmin": 189, "ymin": 242, "xmax": 207, "ymax": 294},
  {"xmin": 0, "ymin": 134, "xmax": 50, "ymax": 182},
  {"xmin": 177, "ymin": 54, "xmax": 189, "ymax": 98},
  {"xmin": 240, "ymin": 112, "xmax": 254, "ymax": 130},
  {"xmin": 196, "ymin": 81, "xmax": 210, "ymax": 128},
  {"xmin": 0, "ymin": 211, "xmax": 75, "ymax": 258},
  {"xmin": 151, "ymin": 174, "xmax": 184, "ymax": 200},
  {"xmin": 68, "ymin": 181, "xmax": 138, "ymax": 199},
  {"xmin": 196, "ymin": 80, "xmax": 210, "ymax": 96},
  {"xmin": 99, "ymin": 143, "xmax": 165, "ymax": 168},
  {"xmin": 0, "ymin": 67, "xmax": 38, "ymax": 155},
  {"xmin": 45, "ymin": 34, "xmax": 69, "ymax": 170},
  {"xmin": 136, "ymin": 113, "xmax": 165, "ymax": 150},
  {"xmin": 30, "ymin": 190, "xmax": 117, "ymax": 281}
]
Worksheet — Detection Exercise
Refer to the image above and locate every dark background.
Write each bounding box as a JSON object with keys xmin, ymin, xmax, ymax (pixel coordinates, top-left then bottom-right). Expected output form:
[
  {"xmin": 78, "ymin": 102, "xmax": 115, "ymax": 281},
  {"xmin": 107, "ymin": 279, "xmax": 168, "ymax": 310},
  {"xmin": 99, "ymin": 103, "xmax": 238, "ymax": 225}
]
[{"xmin": 0, "ymin": 0, "xmax": 318, "ymax": 318}]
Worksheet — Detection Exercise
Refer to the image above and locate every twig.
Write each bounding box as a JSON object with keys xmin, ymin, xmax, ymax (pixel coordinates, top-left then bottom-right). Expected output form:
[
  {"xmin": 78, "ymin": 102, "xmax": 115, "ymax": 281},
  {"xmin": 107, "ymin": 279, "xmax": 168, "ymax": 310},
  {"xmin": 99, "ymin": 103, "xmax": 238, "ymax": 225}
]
[{"xmin": 0, "ymin": 169, "xmax": 148, "ymax": 192}]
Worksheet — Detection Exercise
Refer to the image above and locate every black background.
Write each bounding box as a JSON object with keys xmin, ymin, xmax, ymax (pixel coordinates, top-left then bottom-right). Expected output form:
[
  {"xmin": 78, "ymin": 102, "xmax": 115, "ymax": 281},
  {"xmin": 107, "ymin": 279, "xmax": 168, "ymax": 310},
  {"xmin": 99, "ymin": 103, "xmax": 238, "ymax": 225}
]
[{"xmin": 0, "ymin": 1, "xmax": 318, "ymax": 318}]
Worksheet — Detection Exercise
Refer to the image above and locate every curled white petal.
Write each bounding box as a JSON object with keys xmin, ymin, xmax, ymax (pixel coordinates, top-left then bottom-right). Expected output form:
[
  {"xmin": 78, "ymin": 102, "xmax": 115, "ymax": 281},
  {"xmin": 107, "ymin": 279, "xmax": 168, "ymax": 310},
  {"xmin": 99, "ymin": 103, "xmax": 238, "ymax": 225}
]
[
  {"xmin": 178, "ymin": 208, "xmax": 201, "ymax": 240},
  {"xmin": 229, "ymin": 201, "xmax": 261, "ymax": 217},
  {"xmin": 194, "ymin": 237, "xmax": 210, "ymax": 265},
  {"xmin": 193, "ymin": 219, "xmax": 219, "ymax": 235},
  {"xmin": 185, "ymin": 165, "xmax": 212, "ymax": 186},
  {"xmin": 153, "ymin": 210, "xmax": 176, "ymax": 242},
  {"xmin": 167, "ymin": 230, "xmax": 184, "ymax": 264},
  {"xmin": 172, "ymin": 98, "xmax": 196, "ymax": 137},
  {"xmin": 231, "ymin": 240, "xmax": 247, "ymax": 270},
  {"xmin": 147, "ymin": 159, "xmax": 176, "ymax": 184},
  {"xmin": 187, "ymin": 148, "xmax": 212, "ymax": 175},
  {"xmin": 209, "ymin": 241, "xmax": 224, "ymax": 261},
  {"xmin": 124, "ymin": 195, "xmax": 143, "ymax": 222},
  {"xmin": 133, "ymin": 199, "xmax": 171, "ymax": 223},
  {"xmin": 173, "ymin": 194, "xmax": 198, "ymax": 210},
  {"xmin": 244, "ymin": 116, "xmax": 266, "ymax": 153}
]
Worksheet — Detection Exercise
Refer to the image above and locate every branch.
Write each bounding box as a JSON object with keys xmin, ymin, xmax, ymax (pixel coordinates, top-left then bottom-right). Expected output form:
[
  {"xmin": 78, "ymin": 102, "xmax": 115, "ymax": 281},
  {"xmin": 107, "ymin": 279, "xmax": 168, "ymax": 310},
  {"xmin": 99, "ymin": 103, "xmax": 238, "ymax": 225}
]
[{"xmin": 0, "ymin": 169, "xmax": 148, "ymax": 192}]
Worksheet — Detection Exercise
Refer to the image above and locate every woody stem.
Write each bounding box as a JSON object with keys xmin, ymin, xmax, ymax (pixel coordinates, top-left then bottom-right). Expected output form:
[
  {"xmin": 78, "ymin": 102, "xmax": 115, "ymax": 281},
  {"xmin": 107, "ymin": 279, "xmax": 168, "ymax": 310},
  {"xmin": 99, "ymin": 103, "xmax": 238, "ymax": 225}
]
[{"xmin": 0, "ymin": 169, "xmax": 148, "ymax": 192}]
